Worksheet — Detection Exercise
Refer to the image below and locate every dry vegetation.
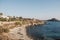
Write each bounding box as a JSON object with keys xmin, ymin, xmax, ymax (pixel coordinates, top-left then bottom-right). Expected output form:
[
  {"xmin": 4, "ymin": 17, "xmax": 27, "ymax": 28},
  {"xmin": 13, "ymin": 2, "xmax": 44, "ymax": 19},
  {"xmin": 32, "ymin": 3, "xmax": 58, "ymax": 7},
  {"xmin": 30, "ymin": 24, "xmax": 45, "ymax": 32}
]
[{"xmin": 0, "ymin": 13, "xmax": 44, "ymax": 40}]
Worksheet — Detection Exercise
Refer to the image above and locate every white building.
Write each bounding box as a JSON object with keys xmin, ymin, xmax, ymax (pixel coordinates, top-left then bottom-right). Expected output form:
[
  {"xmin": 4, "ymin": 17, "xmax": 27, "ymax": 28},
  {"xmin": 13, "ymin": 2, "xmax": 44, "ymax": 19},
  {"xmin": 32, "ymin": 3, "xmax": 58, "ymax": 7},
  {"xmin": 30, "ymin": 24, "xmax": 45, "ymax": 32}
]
[
  {"xmin": 0, "ymin": 14, "xmax": 9, "ymax": 19},
  {"xmin": 0, "ymin": 16, "xmax": 9, "ymax": 19}
]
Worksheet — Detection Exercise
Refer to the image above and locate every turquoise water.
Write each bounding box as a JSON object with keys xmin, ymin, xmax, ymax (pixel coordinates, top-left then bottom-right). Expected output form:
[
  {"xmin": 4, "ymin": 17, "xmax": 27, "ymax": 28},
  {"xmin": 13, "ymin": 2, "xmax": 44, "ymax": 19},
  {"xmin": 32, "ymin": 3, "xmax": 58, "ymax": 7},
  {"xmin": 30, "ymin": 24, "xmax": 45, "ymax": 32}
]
[{"xmin": 27, "ymin": 21, "xmax": 60, "ymax": 40}]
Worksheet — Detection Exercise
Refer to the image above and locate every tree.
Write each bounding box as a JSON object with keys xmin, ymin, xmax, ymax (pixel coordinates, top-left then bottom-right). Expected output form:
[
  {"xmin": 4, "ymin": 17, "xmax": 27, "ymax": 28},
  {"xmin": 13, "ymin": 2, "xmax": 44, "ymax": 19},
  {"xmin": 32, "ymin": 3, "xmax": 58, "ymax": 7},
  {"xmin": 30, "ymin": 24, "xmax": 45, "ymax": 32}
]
[
  {"xmin": 19, "ymin": 17, "xmax": 22, "ymax": 19},
  {"xmin": 0, "ymin": 13, "xmax": 3, "ymax": 16},
  {"xmin": 0, "ymin": 18, "xmax": 7, "ymax": 21}
]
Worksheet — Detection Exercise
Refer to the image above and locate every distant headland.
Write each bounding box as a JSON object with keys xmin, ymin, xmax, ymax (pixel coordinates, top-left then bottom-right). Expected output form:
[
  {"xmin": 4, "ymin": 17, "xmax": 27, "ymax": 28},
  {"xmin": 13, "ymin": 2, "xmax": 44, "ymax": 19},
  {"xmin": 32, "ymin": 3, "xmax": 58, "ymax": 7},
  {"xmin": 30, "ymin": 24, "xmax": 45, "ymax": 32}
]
[{"xmin": 47, "ymin": 18, "xmax": 60, "ymax": 22}]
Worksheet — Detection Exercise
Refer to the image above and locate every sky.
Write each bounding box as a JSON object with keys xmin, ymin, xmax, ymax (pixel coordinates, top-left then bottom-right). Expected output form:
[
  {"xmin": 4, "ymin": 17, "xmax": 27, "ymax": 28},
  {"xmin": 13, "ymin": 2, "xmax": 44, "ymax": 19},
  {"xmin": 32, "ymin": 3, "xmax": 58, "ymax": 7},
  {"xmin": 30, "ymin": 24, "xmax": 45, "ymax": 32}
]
[{"xmin": 0, "ymin": 0, "xmax": 60, "ymax": 20}]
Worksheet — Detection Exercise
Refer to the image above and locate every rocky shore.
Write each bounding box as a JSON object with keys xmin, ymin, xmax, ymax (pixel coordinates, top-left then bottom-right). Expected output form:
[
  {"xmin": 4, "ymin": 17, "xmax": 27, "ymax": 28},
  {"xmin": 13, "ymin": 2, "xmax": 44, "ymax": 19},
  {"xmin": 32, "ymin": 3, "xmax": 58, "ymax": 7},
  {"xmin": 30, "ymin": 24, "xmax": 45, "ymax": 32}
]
[
  {"xmin": 0, "ymin": 19, "xmax": 44, "ymax": 40},
  {"xmin": 0, "ymin": 13, "xmax": 45, "ymax": 40}
]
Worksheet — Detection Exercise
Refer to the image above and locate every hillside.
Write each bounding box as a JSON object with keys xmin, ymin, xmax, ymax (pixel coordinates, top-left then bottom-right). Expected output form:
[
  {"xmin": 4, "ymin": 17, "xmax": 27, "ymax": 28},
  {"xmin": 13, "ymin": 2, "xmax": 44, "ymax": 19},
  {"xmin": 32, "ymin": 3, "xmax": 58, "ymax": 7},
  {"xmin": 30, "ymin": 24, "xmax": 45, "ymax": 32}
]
[{"xmin": 0, "ymin": 13, "xmax": 44, "ymax": 40}]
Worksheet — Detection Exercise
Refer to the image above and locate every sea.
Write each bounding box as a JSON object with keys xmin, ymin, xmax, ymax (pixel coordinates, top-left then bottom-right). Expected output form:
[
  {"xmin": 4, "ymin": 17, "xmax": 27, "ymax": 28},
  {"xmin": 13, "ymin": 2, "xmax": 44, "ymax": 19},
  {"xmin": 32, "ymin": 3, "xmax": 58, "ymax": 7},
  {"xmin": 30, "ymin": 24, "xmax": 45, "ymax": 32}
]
[{"xmin": 26, "ymin": 21, "xmax": 60, "ymax": 40}]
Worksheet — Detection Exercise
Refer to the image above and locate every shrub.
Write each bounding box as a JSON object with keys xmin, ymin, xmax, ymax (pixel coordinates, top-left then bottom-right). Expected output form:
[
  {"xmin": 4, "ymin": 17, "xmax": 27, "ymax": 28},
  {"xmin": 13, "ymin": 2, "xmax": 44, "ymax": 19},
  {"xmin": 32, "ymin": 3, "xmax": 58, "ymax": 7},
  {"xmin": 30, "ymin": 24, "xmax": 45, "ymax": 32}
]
[
  {"xmin": 0, "ymin": 26, "xmax": 9, "ymax": 33},
  {"xmin": 3, "ymin": 28, "xmax": 9, "ymax": 33}
]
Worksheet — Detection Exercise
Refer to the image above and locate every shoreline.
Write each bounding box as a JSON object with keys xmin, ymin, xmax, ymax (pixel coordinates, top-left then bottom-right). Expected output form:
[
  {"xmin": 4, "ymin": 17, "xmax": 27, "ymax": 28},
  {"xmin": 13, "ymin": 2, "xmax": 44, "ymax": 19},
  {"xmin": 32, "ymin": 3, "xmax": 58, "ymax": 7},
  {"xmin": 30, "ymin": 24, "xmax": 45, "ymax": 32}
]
[{"xmin": 0, "ymin": 19, "xmax": 45, "ymax": 40}]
